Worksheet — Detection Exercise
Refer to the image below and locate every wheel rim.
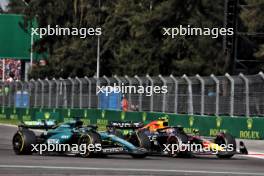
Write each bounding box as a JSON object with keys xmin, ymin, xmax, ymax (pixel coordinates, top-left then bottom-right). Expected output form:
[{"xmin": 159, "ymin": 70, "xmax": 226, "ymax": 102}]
[
  {"xmin": 167, "ymin": 137, "xmax": 179, "ymax": 157},
  {"xmin": 79, "ymin": 135, "xmax": 91, "ymax": 157}
]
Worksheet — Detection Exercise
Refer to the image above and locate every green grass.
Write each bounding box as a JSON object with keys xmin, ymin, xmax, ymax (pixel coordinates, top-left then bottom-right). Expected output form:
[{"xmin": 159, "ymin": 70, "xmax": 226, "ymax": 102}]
[{"xmin": 0, "ymin": 119, "xmax": 20, "ymax": 125}]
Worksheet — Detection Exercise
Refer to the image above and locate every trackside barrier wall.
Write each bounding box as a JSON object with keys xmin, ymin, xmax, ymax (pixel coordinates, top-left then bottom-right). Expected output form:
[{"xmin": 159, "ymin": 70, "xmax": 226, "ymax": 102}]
[{"xmin": 0, "ymin": 108, "xmax": 263, "ymax": 140}]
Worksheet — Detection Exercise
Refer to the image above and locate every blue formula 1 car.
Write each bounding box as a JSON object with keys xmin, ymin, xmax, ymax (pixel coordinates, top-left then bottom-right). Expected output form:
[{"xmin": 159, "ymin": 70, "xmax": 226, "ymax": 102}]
[{"xmin": 12, "ymin": 119, "xmax": 147, "ymax": 158}]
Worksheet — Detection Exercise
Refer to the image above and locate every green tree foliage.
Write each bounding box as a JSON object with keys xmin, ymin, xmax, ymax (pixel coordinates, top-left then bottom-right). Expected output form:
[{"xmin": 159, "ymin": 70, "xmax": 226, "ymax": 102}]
[
  {"xmin": 22, "ymin": 0, "xmax": 100, "ymax": 78},
  {"xmin": 240, "ymin": 0, "xmax": 264, "ymax": 60},
  {"xmin": 237, "ymin": 0, "xmax": 264, "ymax": 73},
  {"xmin": 6, "ymin": 0, "xmax": 262, "ymax": 78},
  {"xmin": 101, "ymin": 0, "xmax": 227, "ymax": 76}
]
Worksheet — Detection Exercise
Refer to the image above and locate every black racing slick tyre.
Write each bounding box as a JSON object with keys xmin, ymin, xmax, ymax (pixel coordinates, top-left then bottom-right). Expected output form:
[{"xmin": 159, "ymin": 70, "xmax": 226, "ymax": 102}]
[
  {"xmin": 127, "ymin": 131, "xmax": 149, "ymax": 158},
  {"xmin": 12, "ymin": 129, "xmax": 36, "ymax": 155},
  {"xmin": 135, "ymin": 131, "xmax": 151, "ymax": 150},
  {"xmin": 215, "ymin": 132, "xmax": 236, "ymax": 159},
  {"xmin": 130, "ymin": 152, "xmax": 147, "ymax": 159},
  {"xmin": 78, "ymin": 132, "xmax": 102, "ymax": 158},
  {"xmin": 129, "ymin": 131, "xmax": 151, "ymax": 151},
  {"xmin": 166, "ymin": 133, "xmax": 189, "ymax": 158}
]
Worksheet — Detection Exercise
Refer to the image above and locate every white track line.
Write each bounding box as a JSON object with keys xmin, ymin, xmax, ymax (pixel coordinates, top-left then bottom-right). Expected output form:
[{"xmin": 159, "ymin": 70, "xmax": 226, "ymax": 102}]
[
  {"xmin": 0, "ymin": 165, "xmax": 263, "ymax": 175},
  {"xmin": 0, "ymin": 123, "xmax": 17, "ymax": 128},
  {"xmin": 242, "ymin": 151, "xmax": 264, "ymax": 160},
  {"xmin": 0, "ymin": 123, "xmax": 44, "ymax": 132}
]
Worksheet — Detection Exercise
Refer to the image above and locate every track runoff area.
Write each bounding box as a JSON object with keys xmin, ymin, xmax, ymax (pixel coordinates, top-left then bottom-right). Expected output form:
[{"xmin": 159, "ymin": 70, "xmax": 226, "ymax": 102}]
[{"xmin": 0, "ymin": 123, "xmax": 264, "ymax": 176}]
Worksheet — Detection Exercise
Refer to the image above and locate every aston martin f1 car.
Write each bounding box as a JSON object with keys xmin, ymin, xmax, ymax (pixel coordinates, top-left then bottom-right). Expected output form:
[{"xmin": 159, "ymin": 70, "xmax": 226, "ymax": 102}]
[
  {"xmin": 107, "ymin": 117, "xmax": 248, "ymax": 158},
  {"xmin": 12, "ymin": 119, "xmax": 147, "ymax": 158}
]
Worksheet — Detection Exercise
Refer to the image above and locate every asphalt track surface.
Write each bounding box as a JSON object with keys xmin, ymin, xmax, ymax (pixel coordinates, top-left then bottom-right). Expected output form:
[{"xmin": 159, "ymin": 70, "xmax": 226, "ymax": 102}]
[{"xmin": 0, "ymin": 125, "xmax": 264, "ymax": 176}]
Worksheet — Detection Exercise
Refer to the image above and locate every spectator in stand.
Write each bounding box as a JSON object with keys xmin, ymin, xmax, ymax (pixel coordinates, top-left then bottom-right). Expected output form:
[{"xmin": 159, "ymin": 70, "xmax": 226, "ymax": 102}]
[
  {"xmin": 0, "ymin": 59, "xmax": 21, "ymax": 80},
  {"xmin": 6, "ymin": 73, "xmax": 14, "ymax": 82}
]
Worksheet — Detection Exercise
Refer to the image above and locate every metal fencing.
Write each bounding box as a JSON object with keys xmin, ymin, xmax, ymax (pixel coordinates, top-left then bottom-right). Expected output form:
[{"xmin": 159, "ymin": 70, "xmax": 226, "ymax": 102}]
[{"xmin": 1, "ymin": 72, "xmax": 264, "ymax": 116}]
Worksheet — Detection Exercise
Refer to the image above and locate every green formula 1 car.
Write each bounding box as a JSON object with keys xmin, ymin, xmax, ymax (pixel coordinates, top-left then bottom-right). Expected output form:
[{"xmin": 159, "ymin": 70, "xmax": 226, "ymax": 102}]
[{"xmin": 12, "ymin": 119, "xmax": 147, "ymax": 158}]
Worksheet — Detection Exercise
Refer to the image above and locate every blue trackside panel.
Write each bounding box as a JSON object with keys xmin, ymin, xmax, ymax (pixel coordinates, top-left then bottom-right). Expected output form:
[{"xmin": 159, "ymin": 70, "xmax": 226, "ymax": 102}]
[
  {"xmin": 108, "ymin": 92, "xmax": 121, "ymax": 110},
  {"xmin": 15, "ymin": 91, "xmax": 30, "ymax": 108},
  {"xmin": 99, "ymin": 92, "xmax": 108, "ymax": 109},
  {"xmin": 99, "ymin": 88, "xmax": 121, "ymax": 110}
]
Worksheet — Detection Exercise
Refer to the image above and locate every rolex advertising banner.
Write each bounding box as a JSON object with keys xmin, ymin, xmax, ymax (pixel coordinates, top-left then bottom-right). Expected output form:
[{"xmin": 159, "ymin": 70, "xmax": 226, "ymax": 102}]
[
  {"xmin": 0, "ymin": 107, "xmax": 263, "ymax": 139},
  {"xmin": 168, "ymin": 115, "xmax": 263, "ymax": 140}
]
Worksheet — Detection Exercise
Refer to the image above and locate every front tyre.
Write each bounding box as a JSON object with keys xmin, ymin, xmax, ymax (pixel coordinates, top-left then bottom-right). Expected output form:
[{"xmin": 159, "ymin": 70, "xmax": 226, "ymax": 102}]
[
  {"xmin": 215, "ymin": 132, "xmax": 236, "ymax": 159},
  {"xmin": 78, "ymin": 132, "xmax": 102, "ymax": 158},
  {"xmin": 135, "ymin": 131, "xmax": 151, "ymax": 150},
  {"xmin": 12, "ymin": 129, "xmax": 36, "ymax": 155},
  {"xmin": 130, "ymin": 148, "xmax": 148, "ymax": 159}
]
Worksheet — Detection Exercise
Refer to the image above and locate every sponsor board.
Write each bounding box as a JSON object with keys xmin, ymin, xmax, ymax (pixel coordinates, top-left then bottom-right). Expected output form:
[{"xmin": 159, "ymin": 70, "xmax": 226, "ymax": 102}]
[{"xmin": 1, "ymin": 108, "xmax": 263, "ymax": 139}]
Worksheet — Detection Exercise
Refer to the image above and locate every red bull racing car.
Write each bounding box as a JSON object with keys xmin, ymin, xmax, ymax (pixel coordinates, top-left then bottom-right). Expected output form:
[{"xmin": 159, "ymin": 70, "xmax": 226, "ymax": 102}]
[{"xmin": 107, "ymin": 117, "xmax": 248, "ymax": 158}]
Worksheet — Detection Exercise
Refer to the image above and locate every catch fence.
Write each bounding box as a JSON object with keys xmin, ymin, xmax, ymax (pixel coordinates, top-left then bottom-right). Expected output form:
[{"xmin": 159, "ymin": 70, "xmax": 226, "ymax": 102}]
[{"xmin": 1, "ymin": 72, "xmax": 264, "ymax": 116}]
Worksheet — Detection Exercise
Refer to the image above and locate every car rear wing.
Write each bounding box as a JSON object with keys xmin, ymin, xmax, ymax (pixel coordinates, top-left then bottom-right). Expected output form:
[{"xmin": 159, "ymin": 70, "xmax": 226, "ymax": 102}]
[
  {"xmin": 107, "ymin": 121, "xmax": 144, "ymax": 129},
  {"xmin": 18, "ymin": 120, "xmax": 57, "ymax": 130}
]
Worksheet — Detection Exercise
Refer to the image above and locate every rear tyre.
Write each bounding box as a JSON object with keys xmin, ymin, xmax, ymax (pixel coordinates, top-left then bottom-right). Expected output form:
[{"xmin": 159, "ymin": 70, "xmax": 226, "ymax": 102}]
[
  {"xmin": 166, "ymin": 133, "xmax": 189, "ymax": 158},
  {"xmin": 12, "ymin": 129, "xmax": 36, "ymax": 155},
  {"xmin": 215, "ymin": 132, "xmax": 236, "ymax": 159},
  {"xmin": 78, "ymin": 132, "xmax": 102, "ymax": 158}
]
